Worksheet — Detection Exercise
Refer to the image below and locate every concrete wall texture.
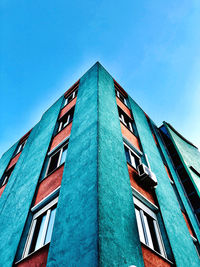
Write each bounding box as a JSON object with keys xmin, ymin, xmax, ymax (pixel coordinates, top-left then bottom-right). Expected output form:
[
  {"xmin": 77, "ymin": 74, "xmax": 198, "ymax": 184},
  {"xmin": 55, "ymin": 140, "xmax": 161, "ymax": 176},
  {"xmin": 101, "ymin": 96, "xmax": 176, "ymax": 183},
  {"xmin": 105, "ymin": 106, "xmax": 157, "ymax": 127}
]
[{"xmin": 0, "ymin": 62, "xmax": 199, "ymax": 266}]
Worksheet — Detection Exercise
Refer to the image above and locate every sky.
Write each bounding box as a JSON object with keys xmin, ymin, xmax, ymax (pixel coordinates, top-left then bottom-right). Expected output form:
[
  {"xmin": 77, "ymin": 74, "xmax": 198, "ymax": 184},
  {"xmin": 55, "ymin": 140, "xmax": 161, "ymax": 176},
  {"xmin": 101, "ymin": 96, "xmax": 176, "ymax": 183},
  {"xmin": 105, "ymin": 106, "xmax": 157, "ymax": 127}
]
[{"xmin": 0, "ymin": 0, "xmax": 200, "ymax": 157}]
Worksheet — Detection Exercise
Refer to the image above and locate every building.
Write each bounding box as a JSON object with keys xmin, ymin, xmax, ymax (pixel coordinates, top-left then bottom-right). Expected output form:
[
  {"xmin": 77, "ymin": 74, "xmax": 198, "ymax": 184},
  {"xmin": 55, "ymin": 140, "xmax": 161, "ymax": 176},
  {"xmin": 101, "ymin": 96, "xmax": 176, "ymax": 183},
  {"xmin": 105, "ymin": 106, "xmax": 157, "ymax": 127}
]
[{"xmin": 0, "ymin": 62, "xmax": 199, "ymax": 267}]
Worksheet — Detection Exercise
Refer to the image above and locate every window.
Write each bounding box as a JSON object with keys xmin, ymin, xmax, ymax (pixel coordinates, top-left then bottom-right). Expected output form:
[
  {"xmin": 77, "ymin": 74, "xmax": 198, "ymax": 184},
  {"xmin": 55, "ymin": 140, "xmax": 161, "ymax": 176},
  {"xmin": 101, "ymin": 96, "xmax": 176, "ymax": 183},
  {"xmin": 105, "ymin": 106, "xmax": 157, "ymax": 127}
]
[
  {"xmin": 134, "ymin": 197, "xmax": 166, "ymax": 257},
  {"xmin": 118, "ymin": 107, "xmax": 134, "ymax": 133},
  {"xmin": 46, "ymin": 143, "xmax": 68, "ymax": 176},
  {"xmin": 23, "ymin": 197, "xmax": 58, "ymax": 257},
  {"xmin": 58, "ymin": 107, "xmax": 74, "ymax": 132},
  {"xmin": 1, "ymin": 165, "xmax": 15, "ymax": 187},
  {"xmin": 124, "ymin": 144, "xmax": 140, "ymax": 169},
  {"xmin": 15, "ymin": 140, "xmax": 27, "ymax": 155},
  {"xmin": 115, "ymin": 89, "xmax": 127, "ymax": 105},
  {"xmin": 64, "ymin": 89, "xmax": 78, "ymax": 106}
]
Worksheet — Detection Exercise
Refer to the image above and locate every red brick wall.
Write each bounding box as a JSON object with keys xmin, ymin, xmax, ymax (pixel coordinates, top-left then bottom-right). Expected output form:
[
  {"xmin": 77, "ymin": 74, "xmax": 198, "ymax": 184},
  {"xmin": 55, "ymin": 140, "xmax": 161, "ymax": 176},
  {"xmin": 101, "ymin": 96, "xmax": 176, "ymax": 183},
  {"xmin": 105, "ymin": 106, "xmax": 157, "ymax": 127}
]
[
  {"xmin": 116, "ymin": 97, "xmax": 132, "ymax": 118},
  {"xmin": 7, "ymin": 152, "xmax": 21, "ymax": 170},
  {"xmin": 50, "ymin": 122, "xmax": 72, "ymax": 151},
  {"xmin": 141, "ymin": 245, "xmax": 172, "ymax": 267},
  {"xmin": 15, "ymin": 244, "xmax": 49, "ymax": 267},
  {"xmin": 59, "ymin": 97, "xmax": 77, "ymax": 119},
  {"xmin": 34, "ymin": 165, "xmax": 64, "ymax": 205},
  {"xmin": 120, "ymin": 123, "xmax": 141, "ymax": 150},
  {"xmin": 128, "ymin": 164, "xmax": 156, "ymax": 205}
]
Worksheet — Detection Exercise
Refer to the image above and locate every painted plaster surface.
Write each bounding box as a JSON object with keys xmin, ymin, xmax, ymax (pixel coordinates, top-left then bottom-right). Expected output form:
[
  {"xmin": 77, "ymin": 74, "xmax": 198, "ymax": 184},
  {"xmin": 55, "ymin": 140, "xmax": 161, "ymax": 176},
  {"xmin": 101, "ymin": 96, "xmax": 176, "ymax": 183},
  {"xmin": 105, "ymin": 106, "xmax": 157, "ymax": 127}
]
[
  {"xmin": 128, "ymin": 98, "xmax": 200, "ymax": 266},
  {"xmin": 167, "ymin": 124, "xmax": 200, "ymax": 195},
  {"xmin": 154, "ymin": 122, "xmax": 200, "ymax": 243},
  {"xmin": 47, "ymin": 64, "xmax": 99, "ymax": 266},
  {"xmin": 0, "ymin": 97, "xmax": 62, "ymax": 267},
  {"xmin": 98, "ymin": 64, "xmax": 144, "ymax": 267},
  {"xmin": 0, "ymin": 142, "xmax": 18, "ymax": 181}
]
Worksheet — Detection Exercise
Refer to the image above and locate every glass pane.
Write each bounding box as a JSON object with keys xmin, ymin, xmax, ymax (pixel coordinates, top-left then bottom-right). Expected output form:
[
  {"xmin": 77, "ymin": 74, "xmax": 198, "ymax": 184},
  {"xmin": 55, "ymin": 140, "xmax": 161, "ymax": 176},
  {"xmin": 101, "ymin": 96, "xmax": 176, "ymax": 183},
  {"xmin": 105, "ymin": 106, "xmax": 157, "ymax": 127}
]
[
  {"xmin": 63, "ymin": 115, "xmax": 70, "ymax": 128},
  {"xmin": 67, "ymin": 94, "xmax": 73, "ymax": 102},
  {"xmin": 29, "ymin": 213, "xmax": 47, "ymax": 253},
  {"xmin": 135, "ymin": 208, "xmax": 145, "ymax": 244},
  {"xmin": 45, "ymin": 207, "xmax": 57, "ymax": 244},
  {"xmin": 147, "ymin": 215, "xmax": 161, "ymax": 254},
  {"xmin": 143, "ymin": 213, "xmax": 154, "ymax": 250},
  {"xmin": 47, "ymin": 152, "xmax": 60, "ymax": 175},
  {"xmin": 130, "ymin": 152, "xmax": 136, "ymax": 168},
  {"xmin": 34, "ymin": 213, "xmax": 47, "ymax": 251},
  {"xmin": 60, "ymin": 145, "xmax": 68, "ymax": 165},
  {"xmin": 124, "ymin": 146, "xmax": 131, "ymax": 164}
]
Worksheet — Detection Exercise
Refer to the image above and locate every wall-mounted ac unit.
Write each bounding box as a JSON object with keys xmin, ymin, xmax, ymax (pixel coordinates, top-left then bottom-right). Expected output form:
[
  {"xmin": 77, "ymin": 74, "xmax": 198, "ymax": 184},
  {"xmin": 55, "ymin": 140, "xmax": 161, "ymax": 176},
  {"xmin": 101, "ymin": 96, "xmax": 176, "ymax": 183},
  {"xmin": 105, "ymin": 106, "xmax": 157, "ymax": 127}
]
[{"xmin": 137, "ymin": 163, "xmax": 157, "ymax": 188}]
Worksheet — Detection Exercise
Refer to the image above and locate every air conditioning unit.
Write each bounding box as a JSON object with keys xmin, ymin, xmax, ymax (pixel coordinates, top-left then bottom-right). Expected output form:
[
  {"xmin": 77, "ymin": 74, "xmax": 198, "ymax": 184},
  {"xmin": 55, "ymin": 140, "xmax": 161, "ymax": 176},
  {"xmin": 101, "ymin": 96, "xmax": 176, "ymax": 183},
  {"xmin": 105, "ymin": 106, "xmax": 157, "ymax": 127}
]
[{"xmin": 137, "ymin": 164, "xmax": 157, "ymax": 188}]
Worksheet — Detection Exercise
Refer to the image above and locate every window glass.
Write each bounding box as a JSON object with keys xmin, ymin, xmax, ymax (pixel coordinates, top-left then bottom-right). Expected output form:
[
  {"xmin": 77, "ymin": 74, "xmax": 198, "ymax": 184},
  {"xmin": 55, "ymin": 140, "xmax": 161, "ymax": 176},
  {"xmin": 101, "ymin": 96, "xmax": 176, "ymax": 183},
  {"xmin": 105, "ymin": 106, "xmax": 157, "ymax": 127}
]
[
  {"xmin": 118, "ymin": 107, "xmax": 134, "ymax": 133},
  {"xmin": 45, "ymin": 206, "xmax": 57, "ymax": 244},
  {"xmin": 29, "ymin": 213, "xmax": 47, "ymax": 253},
  {"xmin": 34, "ymin": 213, "xmax": 47, "ymax": 251},
  {"xmin": 60, "ymin": 145, "xmax": 68, "ymax": 165},
  {"xmin": 124, "ymin": 146, "xmax": 131, "ymax": 164},
  {"xmin": 134, "ymin": 199, "xmax": 166, "ymax": 257},
  {"xmin": 135, "ymin": 208, "xmax": 145, "ymax": 244},
  {"xmin": 64, "ymin": 89, "xmax": 78, "ymax": 106},
  {"xmin": 124, "ymin": 145, "xmax": 140, "ymax": 169},
  {"xmin": 130, "ymin": 151, "xmax": 140, "ymax": 169},
  {"xmin": 24, "ymin": 198, "xmax": 58, "ymax": 257},
  {"xmin": 1, "ymin": 165, "xmax": 15, "ymax": 187},
  {"xmin": 58, "ymin": 108, "xmax": 74, "ymax": 132},
  {"xmin": 47, "ymin": 152, "xmax": 60, "ymax": 175}
]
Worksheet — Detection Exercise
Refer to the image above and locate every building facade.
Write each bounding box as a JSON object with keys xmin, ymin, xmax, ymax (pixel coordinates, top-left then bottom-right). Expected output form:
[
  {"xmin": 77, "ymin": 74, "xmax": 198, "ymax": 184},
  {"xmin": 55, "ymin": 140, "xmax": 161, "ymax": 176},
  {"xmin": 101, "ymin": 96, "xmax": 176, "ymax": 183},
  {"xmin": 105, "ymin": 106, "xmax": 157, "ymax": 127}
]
[{"xmin": 0, "ymin": 62, "xmax": 199, "ymax": 267}]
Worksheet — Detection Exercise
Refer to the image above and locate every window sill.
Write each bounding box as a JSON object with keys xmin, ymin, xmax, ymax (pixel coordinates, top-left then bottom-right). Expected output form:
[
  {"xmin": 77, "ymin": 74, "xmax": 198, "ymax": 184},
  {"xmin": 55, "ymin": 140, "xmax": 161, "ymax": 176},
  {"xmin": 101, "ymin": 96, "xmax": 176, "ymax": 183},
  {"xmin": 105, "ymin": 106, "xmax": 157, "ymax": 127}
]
[
  {"xmin": 40, "ymin": 163, "xmax": 65, "ymax": 183},
  {"xmin": 141, "ymin": 243, "xmax": 174, "ymax": 265},
  {"xmin": 15, "ymin": 243, "xmax": 50, "ymax": 265}
]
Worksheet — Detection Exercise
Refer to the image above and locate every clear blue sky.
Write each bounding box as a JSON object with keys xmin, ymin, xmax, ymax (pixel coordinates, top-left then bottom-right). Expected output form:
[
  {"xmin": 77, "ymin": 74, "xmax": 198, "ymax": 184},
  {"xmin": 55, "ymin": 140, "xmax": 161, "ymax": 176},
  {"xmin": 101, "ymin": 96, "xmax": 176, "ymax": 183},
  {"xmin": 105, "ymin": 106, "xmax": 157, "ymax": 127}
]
[{"xmin": 1, "ymin": 0, "xmax": 200, "ymax": 157}]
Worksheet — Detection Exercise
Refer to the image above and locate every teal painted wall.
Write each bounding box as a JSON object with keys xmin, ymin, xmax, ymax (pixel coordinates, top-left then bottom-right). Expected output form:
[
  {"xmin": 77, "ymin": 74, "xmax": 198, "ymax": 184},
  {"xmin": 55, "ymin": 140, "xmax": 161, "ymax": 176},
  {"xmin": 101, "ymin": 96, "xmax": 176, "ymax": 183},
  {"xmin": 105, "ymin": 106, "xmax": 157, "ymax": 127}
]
[
  {"xmin": 47, "ymin": 63, "xmax": 144, "ymax": 267},
  {"xmin": 128, "ymin": 98, "xmax": 200, "ymax": 266},
  {"xmin": 153, "ymin": 122, "xmax": 200, "ymax": 243},
  {"xmin": 98, "ymin": 64, "xmax": 144, "ymax": 267},
  {"xmin": 47, "ymin": 63, "xmax": 99, "ymax": 266},
  {"xmin": 166, "ymin": 124, "xmax": 200, "ymax": 196},
  {"xmin": 0, "ymin": 97, "xmax": 62, "ymax": 267},
  {"xmin": 0, "ymin": 142, "xmax": 18, "ymax": 185}
]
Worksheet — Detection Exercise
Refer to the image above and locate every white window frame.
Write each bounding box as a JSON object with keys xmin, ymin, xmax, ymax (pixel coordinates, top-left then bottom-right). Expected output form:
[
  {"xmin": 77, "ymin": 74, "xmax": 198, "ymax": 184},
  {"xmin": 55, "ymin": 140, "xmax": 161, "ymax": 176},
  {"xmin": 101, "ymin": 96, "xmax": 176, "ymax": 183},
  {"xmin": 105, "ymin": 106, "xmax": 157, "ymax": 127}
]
[
  {"xmin": 133, "ymin": 197, "xmax": 167, "ymax": 258},
  {"xmin": 64, "ymin": 89, "xmax": 77, "ymax": 106},
  {"xmin": 1, "ymin": 175, "xmax": 9, "ymax": 187},
  {"xmin": 58, "ymin": 108, "xmax": 74, "ymax": 133},
  {"xmin": 16, "ymin": 139, "xmax": 27, "ymax": 155},
  {"xmin": 118, "ymin": 108, "xmax": 134, "ymax": 133},
  {"xmin": 58, "ymin": 114, "xmax": 71, "ymax": 132},
  {"xmin": 23, "ymin": 197, "xmax": 58, "ymax": 258},
  {"xmin": 116, "ymin": 89, "xmax": 127, "ymax": 105},
  {"xmin": 1, "ymin": 165, "xmax": 15, "ymax": 187},
  {"xmin": 45, "ymin": 143, "xmax": 68, "ymax": 177},
  {"xmin": 124, "ymin": 143, "xmax": 141, "ymax": 169}
]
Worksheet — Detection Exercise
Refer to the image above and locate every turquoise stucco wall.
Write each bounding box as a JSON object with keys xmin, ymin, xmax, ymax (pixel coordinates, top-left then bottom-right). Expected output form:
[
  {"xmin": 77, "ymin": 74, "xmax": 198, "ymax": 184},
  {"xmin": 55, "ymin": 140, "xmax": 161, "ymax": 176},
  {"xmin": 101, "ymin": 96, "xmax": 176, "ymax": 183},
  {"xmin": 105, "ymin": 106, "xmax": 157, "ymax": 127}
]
[
  {"xmin": 0, "ymin": 97, "xmax": 63, "ymax": 267},
  {"xmin": 47, "ymin": 63, "xmax": 99, "ymax": 266},
  {"xmin": 153, "ymin": 122, "xmax": 200, "ymax": 243},
  {"xmin": 128, "ymin": 98, "xmax": 200, "ymax": 266},
  {"xmin": 166, "ymin": 124, "xmax": 200, "ymax": 196},
  {"xmin": 0, "ymin": 142, "xmax": 18, "ymax": 184},
  {"xmin": 98, "ymin": 64, "xmax": 144, "ymax": 267},
  {"xmin": 47, "ymin": 63, "xmax": 144, "ymax": 267}
]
